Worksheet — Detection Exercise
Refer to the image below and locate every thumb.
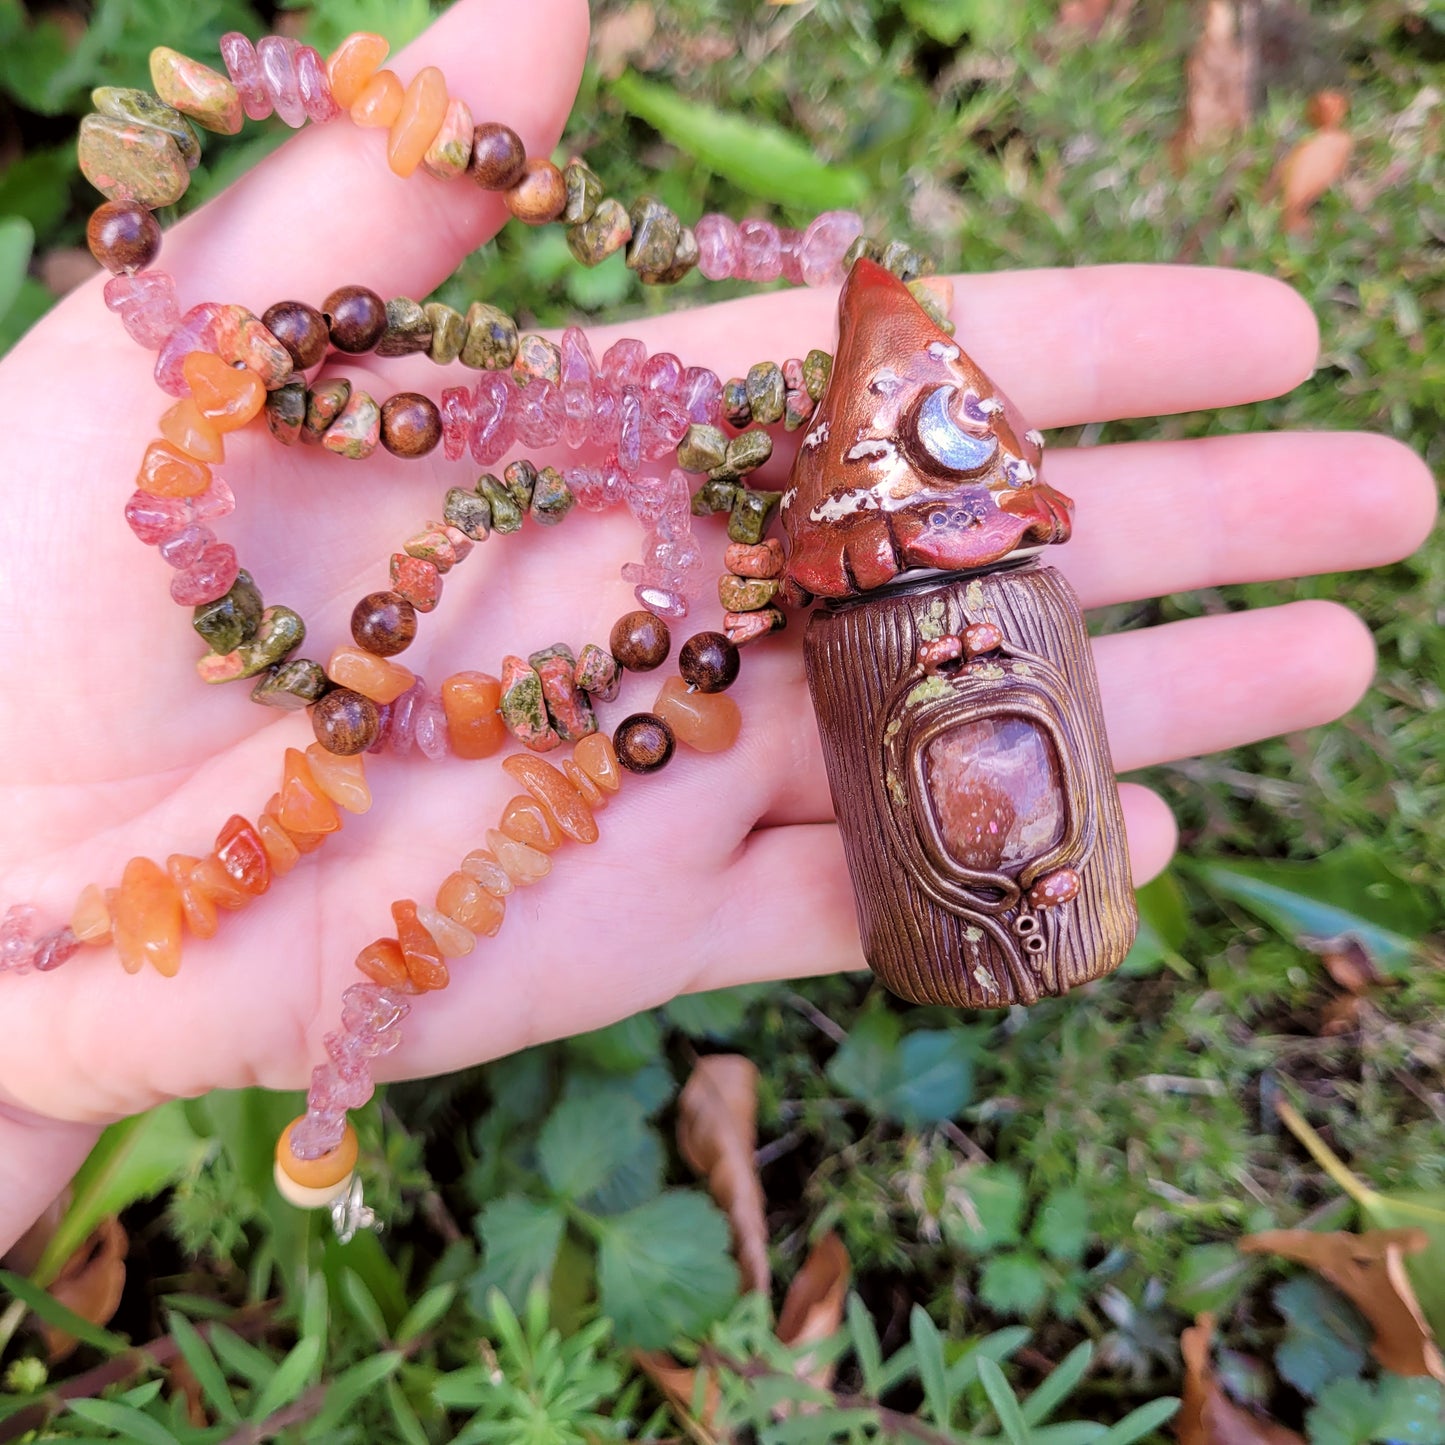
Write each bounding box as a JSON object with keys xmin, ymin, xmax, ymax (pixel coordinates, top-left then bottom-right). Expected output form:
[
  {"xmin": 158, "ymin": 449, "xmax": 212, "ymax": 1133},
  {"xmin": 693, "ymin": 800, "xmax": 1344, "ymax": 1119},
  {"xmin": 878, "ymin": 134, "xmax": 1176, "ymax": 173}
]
[{"xmin": 0, "ymin": 1107, "xmax": 102, "ymax": 1262}]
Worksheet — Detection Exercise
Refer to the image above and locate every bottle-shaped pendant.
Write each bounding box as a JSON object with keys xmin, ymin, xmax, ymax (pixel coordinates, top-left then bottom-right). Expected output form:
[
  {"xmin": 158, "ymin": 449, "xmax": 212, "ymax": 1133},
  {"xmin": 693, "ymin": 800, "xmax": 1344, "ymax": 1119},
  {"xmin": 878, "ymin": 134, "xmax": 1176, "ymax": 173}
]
[{"xmin": 780, "ymin": 260, "xmax": 1137, "ymax": 1008}]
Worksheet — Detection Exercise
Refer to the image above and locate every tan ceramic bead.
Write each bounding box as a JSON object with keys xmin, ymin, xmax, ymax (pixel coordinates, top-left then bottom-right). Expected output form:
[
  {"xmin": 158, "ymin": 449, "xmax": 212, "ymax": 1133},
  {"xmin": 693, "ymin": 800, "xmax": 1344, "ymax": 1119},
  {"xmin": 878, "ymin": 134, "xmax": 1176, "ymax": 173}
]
[
  {"xmin": 485, "ymin": 828, "xmax": 552, "ymax": 886},
  {"xmin": 276, "ymin": 1118, "xmax": 359, "ymax": 1189},
  {"xmin": 327, "ymin": 645, "xmax": 415, "ymax": 704},
  {"xmin": 653, "ymin": 675, "xmax": 742, "ymax": 753}
]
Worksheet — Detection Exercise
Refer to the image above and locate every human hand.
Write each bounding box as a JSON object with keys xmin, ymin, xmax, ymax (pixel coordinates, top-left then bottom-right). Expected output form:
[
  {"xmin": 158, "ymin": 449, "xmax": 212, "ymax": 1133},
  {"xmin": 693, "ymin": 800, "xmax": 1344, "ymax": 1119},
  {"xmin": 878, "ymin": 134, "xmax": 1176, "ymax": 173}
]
[{"xmin": 0, "ymin": 0, "xmax": 1434, "ymax": 1256}]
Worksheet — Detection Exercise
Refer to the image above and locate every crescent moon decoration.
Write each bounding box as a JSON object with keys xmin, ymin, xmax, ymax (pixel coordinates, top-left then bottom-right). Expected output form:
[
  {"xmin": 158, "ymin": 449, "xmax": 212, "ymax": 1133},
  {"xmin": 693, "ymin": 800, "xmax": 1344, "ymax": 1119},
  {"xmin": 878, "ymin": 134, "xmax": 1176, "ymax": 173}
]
[{"xmin": 915, "ymin": 384, "xmax": 1000, "ymax": 475}]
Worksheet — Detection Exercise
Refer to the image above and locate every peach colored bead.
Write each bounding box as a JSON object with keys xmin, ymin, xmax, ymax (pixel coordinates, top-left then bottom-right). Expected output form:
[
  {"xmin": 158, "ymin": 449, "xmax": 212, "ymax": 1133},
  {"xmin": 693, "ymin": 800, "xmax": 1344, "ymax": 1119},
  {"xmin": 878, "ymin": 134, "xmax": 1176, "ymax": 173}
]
[
  {"xmin": 190, "ymin": 855, "xmax": 252, "ymax": 911},
  {"xmin": 485, "ymin": 828, "xmax": 551, "ymax": 886},
  {"xmin": 355, "ymin": 936, "xmax": 411, "ymax": 991},
  {"xmin": 387, "ymin": 65, "xmax": 447, "ymax": 178},
  {"xmin": 277, "ymin": 1119, "xmax": 358, "ymax": 1189},
  {"xmin": 114, "ymin": 856, "xmax": 184, "ymax": 976},
  {"xmin": 653, "ymin": 675, "xmax": 742, "ymax": 753},
  {"xmin": 500, "ymin": 794, "xmax": 564, "ymax": 853},
  {"xmin": 167, "ymin": 853, "xmax": 217, "ymax": 941},
  {"xmin": 573, "ymin": 732, "xmax": 622, "ymax": 794},
  {"xmin": 182, "ymin": 351, "xmax": 265, "ymax": 432},
  {"xmin": 394, "ymin": 899, "xmax": 449, "ymax": 992},
  {"xmin": 70, "ymin": 883, "xmax": 113, "ymax": 945},
  {"xmin": 276, "ymin": 748, "xmax": 342, "ymax": 836},
  {"xmin": 158, "ymin": 399, "xmax": 224, "ymax": 463},
  {"xmin": 460, "ymin": 849, "xmax": 514, "ymax": 896},
  {"xmin": 436, "ymin": 870, "xmax": 506, "ymax": 935},
  {"xmin": 562, "ymin": 759, "xmax": 607, "ymax": 812},
  {"xmin": 327, "ymin": 645, "xmax": 415, "ymax": 705},
  {"xmin": 303, "ymin": 744, "xmax": 373, "ymax": 813},
  {"xmin": 138, "ymin": 439, "xmax": 211, "ymax": 498},
  {"xmin": 327, "ymin": 32, "xmax": 389, "ymax": 109},
  {"xmin": 416, "ymin": 903, "xmax": 475, "ymax": 958},
  {"xmin": 351, "ymin": 69, "xmax": 402, "ymax": 127},
  {"xmin": 257, "ymin": 811, "xmax": 300, "ymax": 875},
  {"xmin": 441, "ymin": 672, "xmax": 506, "ymax": 760},
  {"xmin": 502, "ymin": 754, "xmax": 599, "ymax": 845}
]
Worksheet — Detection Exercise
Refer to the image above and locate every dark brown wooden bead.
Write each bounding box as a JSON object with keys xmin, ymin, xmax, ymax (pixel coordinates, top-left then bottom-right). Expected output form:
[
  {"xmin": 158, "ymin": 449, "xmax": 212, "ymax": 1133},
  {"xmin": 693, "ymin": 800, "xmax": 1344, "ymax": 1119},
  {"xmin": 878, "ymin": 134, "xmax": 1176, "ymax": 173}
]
[
  {"xmin": 505, "ymin": 158, "xmax": 567, "ymax": 224},
  {"xmin": 262, "ymin": 300, "xmax": 329, "ymax": 370},
  {"xmin": 469, "ymin": 122, "xmax": 526, "ymax": 189},
  {"xmin": 350, "ymin": 590, "xmax": 418, "ymax": 657},
  {"xmin": 322, "ymin": 285, "xmax": 387, "ymax": 353},
  {"xmin": 678, "ymin": 631, "xmax": 740, "ymax": 693},
  {"xmin": 86, "ymin": 201, "xmax": 161, "ymax": 274},
  {"xmin": 610, "ymin": 610, "xmax": 671, "ymax": 672},
  {"xmin": 614, "ymin": 713, "xmax": 675, "ymax": 774},
  {"xmin": 380, "ymin": 392, "xmax": 442, "ymax": 458},
  {"xmin": 311, "ymin": 687, "xmax": 381, "ymax": 756}
]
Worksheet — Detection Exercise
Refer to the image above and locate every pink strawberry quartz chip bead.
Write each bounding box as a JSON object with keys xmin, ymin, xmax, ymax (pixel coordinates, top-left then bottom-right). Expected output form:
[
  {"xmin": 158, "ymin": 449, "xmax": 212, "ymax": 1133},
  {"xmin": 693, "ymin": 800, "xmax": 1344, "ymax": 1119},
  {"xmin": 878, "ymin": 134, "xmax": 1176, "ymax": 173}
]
[
  {"xmin": 124, "ymin": 477, "xmax": 235, "ymax": 545},
  {"xmin": 220, "ymin": 33, "xmax": 272, "ymax": 122},
  {"xmin": 801, "ymin": 210, "xmax": 864, "ymax": 287},
  {"xmin": 469, "ymin": 373, "xmax": 514, "ymax": 466},
  {"xmin": 695, "ymin": 213, "xmax": 740, "ymax": 281},
  {"xmin": 104, "ymin": 271, "xmax": 181, "ymax": 349},
  {"xmin": 440, "ymin": 386, "xmax": 473, "ymax": 462},
  {"xmin": 170, "ymin": 543, "xmax": 239, "ymax": 606},
  {"xmin": 295, "ymin": 45, "xmax": 340, "ymax": 123},
  {"xmin": 0, "ymin": 905, "xmax": 77, "ymax": 975},
  {"xmin": 157, "ymin": 523, "xmax": 217, "ymax": 568},
  {"xmin": 256, "ymin": 36, "xmax": 306, "ymax": 128},
  {"xmin": 738, "ymin": 218, "xmax": 783, "ymax": 282}
]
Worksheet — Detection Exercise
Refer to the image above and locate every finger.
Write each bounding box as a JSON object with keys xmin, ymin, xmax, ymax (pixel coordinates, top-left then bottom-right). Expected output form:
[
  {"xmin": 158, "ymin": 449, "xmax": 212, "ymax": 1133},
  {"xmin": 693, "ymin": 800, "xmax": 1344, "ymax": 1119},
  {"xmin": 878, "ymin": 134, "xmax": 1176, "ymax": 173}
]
[
  {"xmin": 611, "ymin": 263, "xmax": 1320, "ymax": 430},
  {"xmin": 1052, "ymin": 431, "xmax": 1439, "ymax": 607},
  {"xmin": 158, "ymin": 0, "xmax": 590, "ymax": 307},
  {"xmin": 0, "ymin": 1106, "xmax": 101, "ymax": 1261}
]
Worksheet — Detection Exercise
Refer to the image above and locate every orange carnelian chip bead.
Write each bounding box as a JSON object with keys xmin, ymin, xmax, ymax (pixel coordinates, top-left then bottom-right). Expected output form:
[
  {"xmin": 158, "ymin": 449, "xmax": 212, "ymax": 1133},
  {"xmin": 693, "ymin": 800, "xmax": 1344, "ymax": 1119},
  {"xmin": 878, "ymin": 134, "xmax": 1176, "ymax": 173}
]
[
  {"xmin": 327, "ymin": 32, "xmax": 389, "ymax": 109},
  {"xmin": 436, "ymin": 871, "xmax": 506, "ymax": 936},
  {"xmin": 182, "ymin": 352, "xmax": 266, "ymax": 432},
  {"xmin": 190, "ymin": 855, "xmax": 251, "ymax": 910},
  {"xmin": 502, "ymin": 754, "xmax": 599, "ymax": 844},
  {"xmin": 499, "ymin": 795, "xmax": 564, "ymax": 853},
  {"xmin": 653, "ymin": 675, "xmax": 742, "ymax": 754},
  {"xmin": 392, "ymin": 900, "xmax": 449, "ymax": 991},
  {"xmin": 327, "ymin": 646, "xmax": 415, "ymax": 705},
  {"xmin": 257, "ymin": 810, "xmax": 300, "ymax": 875},
  {"xmin": 158, "ymin": 398, "xmax": 225, "ymax": 463},
  {"xmin": 355, "ymin": 936, "xmax": 412, "ymax": 990},
  {"xmin": 351, "ymin": 69, "xmax": 403, "ymax": 127},
  {"xmin": 573, "ymin": 732, "xmax": 623, "ymax": 794},
  {"xmin": 70, "ymin": 883, "xmax": 113, "ymax": 945},
  {"xmin": 276, "ymin": 749, "xmax": 342, "ymax": 837},
  {"xmin": 114, "ymin": 857, "xmax": 184, "ymax": 976},
  {"xmin": 460, "ymin": 849, "xmax": 513, "ymax": 896},
  {"xmin": 416, "ymin": 904, "xmax": 474, "ymax": 958},
  {"xmin": 167, "ymin": 853, "xmax": 218, "ymax": 940},
  {"xmin": 441, "ymin": 672, "xmax": 506, "ymax": 760},
  {"xmin": 485, "ymin": 828, "xmax": 551, "ymax": 887},
  {"xmin": 562, "ymin": 759, "xmax": 606, "ymax": 812},
  {"xmin": 388, "ymin": 66, "xmax": 448, "ymax": 178},
  {"xmin": 303, "ymin": 744, "xmax": 372, "ymax": 814},
  {"xmin": 138, "ymin": 439, "xmax": 211, "ymax": 498},
  {"xmin": 213, "ymin": 814, "xmax": 271, "ymax": 896}
]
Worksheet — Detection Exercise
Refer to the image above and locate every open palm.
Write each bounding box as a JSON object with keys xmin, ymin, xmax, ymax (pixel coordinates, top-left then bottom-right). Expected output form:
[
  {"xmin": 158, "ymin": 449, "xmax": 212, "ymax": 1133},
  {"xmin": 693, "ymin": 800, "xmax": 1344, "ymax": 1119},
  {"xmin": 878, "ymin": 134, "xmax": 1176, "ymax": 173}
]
[{"xmin": 0, "ymin": 0, "xmax": 1434, "ymax": 1255}]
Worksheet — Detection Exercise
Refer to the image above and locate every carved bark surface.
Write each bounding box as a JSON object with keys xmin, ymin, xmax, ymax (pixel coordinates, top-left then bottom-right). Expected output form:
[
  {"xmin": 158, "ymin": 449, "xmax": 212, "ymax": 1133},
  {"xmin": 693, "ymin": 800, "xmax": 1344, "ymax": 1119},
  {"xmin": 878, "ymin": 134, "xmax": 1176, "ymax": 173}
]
[{"xmin": 804, "ymin": 561, "xmax": 1137, "ymax": 1009}]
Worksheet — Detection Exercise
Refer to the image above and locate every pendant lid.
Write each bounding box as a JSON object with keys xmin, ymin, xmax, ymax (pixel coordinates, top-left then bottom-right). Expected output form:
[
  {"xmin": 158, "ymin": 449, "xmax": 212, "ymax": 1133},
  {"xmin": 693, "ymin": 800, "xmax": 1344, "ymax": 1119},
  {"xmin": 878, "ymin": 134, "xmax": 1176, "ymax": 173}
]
[{"xmin": 782, "ymin": 258, "xmax": 1073, "ymax": 602}]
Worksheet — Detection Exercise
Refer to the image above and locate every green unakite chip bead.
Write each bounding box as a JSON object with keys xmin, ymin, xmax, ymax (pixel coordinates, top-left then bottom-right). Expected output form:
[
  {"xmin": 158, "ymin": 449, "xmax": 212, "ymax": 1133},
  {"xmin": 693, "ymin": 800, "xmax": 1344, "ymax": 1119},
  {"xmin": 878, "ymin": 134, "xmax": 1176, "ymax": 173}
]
[
  {"xmin": 513, "ymin": 334, "xmax": 561, "ymax": 388},
  {"xmin": 479, "ymin": 474, "xmax": 524, "ymax": 533},
  {"xmin": 659, "ymin": 225, "xmax": 699, "ymax": 283},
  {"xmin": 444, "ymin": 485, "xmax": 492, "ymax": 540},
  {"xmin": 91, "ymin": 87, "xmax": 201, "ymax": 169},
  {"xmin": 722, "ymin": 378, "xmax": 751, "ymax": 427},
  {"xmin": 719, "ymin": 574, "xmax": 780, "ymax": 612},
  {"xmin": 193, "ymin": 570, "xmax": 264, "ymax": 653},
  {"xmin": 424, "ymin": 303, "xmax": 468, "ymax": 364},
  {"xmin": 677, "ymin": 423, "xmax": 728, "ymax": 474},
  {"xmin": 504, "ymin": 459, "xmax": 537, "ymax": 511},
  {"xmin": 561, "ymin": 159, "xmax": 603, "ymax": 224},
  {"xmin": 265, "ymin": 380, "xmax": 306, "ymax": 446},
  {"xmin": 906, "ymin": 281, "xmax": 955, "ymax": 334},
  {"xmin": 803, "ymin": 349, "xmax": 832, "ymax": 401},
  {"xmin": 461, "ymin": 302, "xmax": 519, "ymax": 370},
  {"xmin": 375, "ymin": 297, "xmax": 432, "ymax": 357},
  {"xmin": 626, "ymin": 196, "xmax": 681, "ymax": 276},
  {"xmin": 303, "ymin": 380, "xmax": 350, "ymax": 444},
  {"xmin": 843, "ymin": 235, "xmax": 884, "ymax": 270},
  {"xmin": 196, "ymin": 606, "xmax": 306, "ymax": 684},
  {"xmin": 745, "ymin": 363, "xmax": 785, "ymax": 426},
  {"xmin": 500, "ymin": 660, "xmax": 549, "ymax": 740},
  {"xmin": 567, "ymin": 198, "xmax": 632, "ymax": 266},
  {"xmin": 881, "ymin": 240, "xmax": 930, "ymax": 281},
  {"xmin": 715, "ymin": 428, "xmax": 773, "ymax": 481},
  {"xmin": 78, "ymin": 114, "xmax": 190, "ymax": 209},
  {"xmin": 530, "ymin": 466, "xmax": 574, "ymax": 525},
  {"xmin": 250, "ymin": 658, "xmax": 329, "ymax": 711},
  {"xmin": 691, "ymin": 478, "xmax": 739, "ymax": 516},
  {"xmin": 727, "ymin": 488, "xmax": 782, "ymax": 545}
]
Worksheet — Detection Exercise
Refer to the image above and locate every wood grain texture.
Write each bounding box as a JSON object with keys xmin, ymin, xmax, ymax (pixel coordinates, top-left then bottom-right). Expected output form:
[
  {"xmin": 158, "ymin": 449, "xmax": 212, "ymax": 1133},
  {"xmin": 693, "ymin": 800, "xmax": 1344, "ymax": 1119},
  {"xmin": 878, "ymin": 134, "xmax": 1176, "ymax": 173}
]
[{"xmin": 805, "ymin": 561, "xmax": 1137, "ymax": 1008}]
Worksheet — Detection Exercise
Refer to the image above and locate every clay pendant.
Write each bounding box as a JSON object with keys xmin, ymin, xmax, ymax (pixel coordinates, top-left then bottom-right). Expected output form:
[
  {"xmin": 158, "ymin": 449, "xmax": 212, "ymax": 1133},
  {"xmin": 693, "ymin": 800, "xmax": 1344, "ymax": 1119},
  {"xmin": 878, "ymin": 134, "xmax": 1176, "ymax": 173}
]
[{"xmin": 783, "ymin": 260, "xmax": 1137, "ymax": 1008}]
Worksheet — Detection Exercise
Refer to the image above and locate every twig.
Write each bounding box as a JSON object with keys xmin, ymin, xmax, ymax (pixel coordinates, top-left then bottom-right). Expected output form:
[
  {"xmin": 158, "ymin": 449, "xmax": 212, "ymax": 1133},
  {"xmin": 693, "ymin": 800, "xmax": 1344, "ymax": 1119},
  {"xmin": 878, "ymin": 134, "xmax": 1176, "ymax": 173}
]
[{"xmin": 782, "ymin": 991, "xmax": 848, "ymax": 1045}]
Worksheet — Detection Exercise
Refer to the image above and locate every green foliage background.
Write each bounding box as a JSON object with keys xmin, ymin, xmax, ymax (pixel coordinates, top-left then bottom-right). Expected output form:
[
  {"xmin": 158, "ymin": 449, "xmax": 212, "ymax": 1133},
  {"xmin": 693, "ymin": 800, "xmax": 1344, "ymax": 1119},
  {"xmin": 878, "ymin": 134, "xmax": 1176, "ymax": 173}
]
[{"xmin": 0, "ymin": 0, "xmax": 1442, "ymax": 1439}]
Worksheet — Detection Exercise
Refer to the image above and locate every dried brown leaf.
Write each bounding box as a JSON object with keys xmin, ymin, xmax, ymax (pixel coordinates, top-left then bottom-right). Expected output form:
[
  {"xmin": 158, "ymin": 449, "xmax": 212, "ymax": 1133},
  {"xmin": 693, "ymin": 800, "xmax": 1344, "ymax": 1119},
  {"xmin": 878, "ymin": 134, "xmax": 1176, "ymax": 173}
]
[
  {"xmin": 1277, "ymin": 126, "xmax": 1353, "ymax": 234},
  {"xmin": 777, "ymin": 1233, "xmax": 850, "ymax": 1394},
  {"xmin": 1241, "ymin": 1228, "xmax": 1444, "ymax": 1380},
  {"xmin": 1312, "ymin": 936, "xmax": 1380, "ymax": 995},
  {"xmin": 43, "ymin": 1216, "xmax": 127, "ymax": 1364},
  {"xmin": 1179, "ymin": 1314, "xmax": 1307, "ymax": 1445},
  {"xmin": 678, "ymin": 1055, "xmax": 770, "ymax": 1295},
  {"xmin": 634, "ymin": 1349, "xmax": 723, "ymax": 1443},
  {"xmin": 1319, "ymin": 994, "xmax": 1363, "ymax": 1036},
  {"xmin": 593, "ymin": 3, "xmax": 656, "ymax": 80},
  {"xmin": 1178, "ymin": 0, "xmax": 1253, "ymax": 158}
]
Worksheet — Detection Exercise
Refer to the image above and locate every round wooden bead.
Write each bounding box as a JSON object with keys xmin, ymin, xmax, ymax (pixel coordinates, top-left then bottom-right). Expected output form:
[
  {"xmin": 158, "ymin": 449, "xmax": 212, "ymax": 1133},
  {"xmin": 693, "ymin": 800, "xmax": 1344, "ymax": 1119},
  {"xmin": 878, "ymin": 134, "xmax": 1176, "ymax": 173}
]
[
  {"xmin": 351, "ymin": 590, "xmax": 417, "ymax": 657},
  {"xmin": 262, "ymin": 300, "xmax": 329, "ymax": 370},
  {"xmin": 311, "ymin": 687, "xmax": 381, "ymax": 756},
  {"xmin": 505, "ymin": 158, "xmax": 567, "ymax": 224},
  {"xmin": 380, "ymin": 392, "xmax": 442, "ymax": 458},
  {"xmin": 469, "ymin": 121, "xmax": 526, "ymax": 188},
  {"xmin": 322, "ymin": 285, "xmax": 387, "ymax": 353},
  {"xmin": 614, "ymin": 713, "xmax": 675, "ymax": 774},
  {"xmin": 86, "ymin": 200, "xmax": 161, "ymax": 274},
  {"xmin": 610, "ymin": 610, "xmax": 670, "ymax": 672},
  {"xmin": 678, "ymin": 631, "xmax": 740, "ymax": 693},
  {"xmin": 276, "ymin": 1118, "xmax": 358, "ymax": 1190}
]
